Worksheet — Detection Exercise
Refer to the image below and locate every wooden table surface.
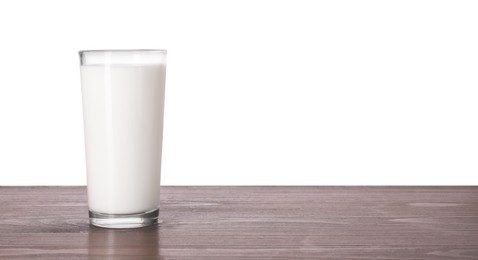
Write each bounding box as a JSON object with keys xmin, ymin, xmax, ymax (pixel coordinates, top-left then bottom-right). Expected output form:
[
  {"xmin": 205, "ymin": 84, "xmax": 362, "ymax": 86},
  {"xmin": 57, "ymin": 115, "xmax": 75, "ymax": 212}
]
[{"xmin": 0, "ymin": 186, "xmax": 477, "ymax": 259}]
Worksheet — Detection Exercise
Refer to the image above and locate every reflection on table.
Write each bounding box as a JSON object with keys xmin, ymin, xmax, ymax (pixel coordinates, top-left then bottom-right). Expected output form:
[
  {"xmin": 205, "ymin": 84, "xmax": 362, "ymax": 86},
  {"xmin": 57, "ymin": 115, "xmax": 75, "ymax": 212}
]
[{"xmin": 88, "ymin": 225, "xmax": 160, "ymax": 258}]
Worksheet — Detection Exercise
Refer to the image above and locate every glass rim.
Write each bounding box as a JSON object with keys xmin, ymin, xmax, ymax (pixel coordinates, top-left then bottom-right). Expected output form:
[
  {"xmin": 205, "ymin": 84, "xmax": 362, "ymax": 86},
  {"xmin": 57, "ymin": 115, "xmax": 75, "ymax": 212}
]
[{"xmin": 79, "ymin": 49, "xmax": 167, "ymax": 55}]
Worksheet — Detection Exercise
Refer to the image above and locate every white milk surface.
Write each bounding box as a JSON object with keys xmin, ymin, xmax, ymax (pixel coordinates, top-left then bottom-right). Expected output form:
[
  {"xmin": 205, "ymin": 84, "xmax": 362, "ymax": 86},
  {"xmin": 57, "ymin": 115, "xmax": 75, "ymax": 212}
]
[{"xmin": 81, "ymin": 64, "xmax": 166, "ymax": 214}]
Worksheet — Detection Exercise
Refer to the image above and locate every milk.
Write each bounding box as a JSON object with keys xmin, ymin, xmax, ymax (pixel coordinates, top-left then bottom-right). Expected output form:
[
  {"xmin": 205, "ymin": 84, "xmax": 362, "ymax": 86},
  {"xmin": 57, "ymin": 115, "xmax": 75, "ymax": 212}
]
[{"xmin": 80, "ymin": 64, "xmax": 166, "ymax": 215}]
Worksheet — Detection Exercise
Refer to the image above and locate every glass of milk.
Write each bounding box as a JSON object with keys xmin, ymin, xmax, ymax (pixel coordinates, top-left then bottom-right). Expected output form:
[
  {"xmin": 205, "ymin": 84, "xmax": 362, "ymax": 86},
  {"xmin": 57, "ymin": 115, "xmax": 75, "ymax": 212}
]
[{"xmin": 79, "ymin": 50, "xmax": 167, "ymax": 228}]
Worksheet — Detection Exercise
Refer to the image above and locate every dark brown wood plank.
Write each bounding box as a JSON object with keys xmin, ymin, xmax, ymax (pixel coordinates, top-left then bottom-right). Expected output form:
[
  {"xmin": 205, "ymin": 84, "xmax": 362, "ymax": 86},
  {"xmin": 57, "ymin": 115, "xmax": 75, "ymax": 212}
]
[{"xmin": 0, "ymin": 186, "xmax": 477, "ymax": 259}]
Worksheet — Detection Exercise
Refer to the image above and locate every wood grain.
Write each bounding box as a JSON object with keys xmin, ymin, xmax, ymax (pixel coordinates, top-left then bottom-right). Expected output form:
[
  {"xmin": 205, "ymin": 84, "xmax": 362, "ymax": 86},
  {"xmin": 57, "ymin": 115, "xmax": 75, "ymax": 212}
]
[{"xmin": 0, "ymin": 186, "xmax": 477, "ymax": 259}]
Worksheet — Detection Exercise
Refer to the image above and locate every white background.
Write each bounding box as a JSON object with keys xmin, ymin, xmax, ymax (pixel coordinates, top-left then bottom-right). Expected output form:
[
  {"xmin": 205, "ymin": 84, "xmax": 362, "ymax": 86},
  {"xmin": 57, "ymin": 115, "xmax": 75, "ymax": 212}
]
[{"xmin": 0, "ymin": 0, "xmax": 477, "ymax": 185}]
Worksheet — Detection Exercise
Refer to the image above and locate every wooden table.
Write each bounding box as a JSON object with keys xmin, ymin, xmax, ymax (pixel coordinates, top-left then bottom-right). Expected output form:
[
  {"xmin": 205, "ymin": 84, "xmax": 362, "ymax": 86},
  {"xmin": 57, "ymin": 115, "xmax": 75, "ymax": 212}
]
[{"xmin": 0, "ymin": 186, "xmax": 477, "ymax": 259}]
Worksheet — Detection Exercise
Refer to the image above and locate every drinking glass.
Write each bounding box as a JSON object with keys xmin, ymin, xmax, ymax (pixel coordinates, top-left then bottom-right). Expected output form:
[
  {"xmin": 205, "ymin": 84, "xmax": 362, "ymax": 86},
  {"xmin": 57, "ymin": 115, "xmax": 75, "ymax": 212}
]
[{"xmin": 79, "ymin": 49, "xmax": 167, "ymax": 228}]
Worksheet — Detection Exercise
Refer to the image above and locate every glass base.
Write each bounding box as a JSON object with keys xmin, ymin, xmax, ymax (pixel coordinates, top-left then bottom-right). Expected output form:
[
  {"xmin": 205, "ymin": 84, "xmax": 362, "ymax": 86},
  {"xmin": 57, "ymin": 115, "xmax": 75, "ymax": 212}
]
[{"xmin": 89, "ymin": 208, "xmax": 159, "ymax": 229}]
